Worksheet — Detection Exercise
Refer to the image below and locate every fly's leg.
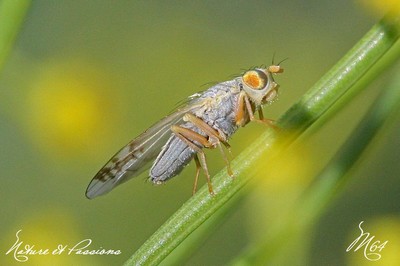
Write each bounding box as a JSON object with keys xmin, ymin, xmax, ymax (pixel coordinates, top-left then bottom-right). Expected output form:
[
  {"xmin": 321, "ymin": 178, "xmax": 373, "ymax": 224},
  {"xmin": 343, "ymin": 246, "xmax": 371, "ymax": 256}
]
[
  {"xmin": 193, "ymin": 155, "xmax": 201, "ymax": 195},
  {"xmin": 183, "ymin": 113, "xmax": 234, "ymax": 177},
  {"xmin": 257, "ymin": 108, "xmax": 277, "ymax": 129},
  {"xmin": 236, "ymin": 91, "xmax": 261, "ymax": 125},
  {"xmin": 183, "ymin": 113, "xmax": 229, "ymax": 145},
  {"xmin": 236, "ymin": 93, "xmax": 277, "ymax": 129},
  {"xmin": 234, "ymin": 92, "xmax": 248, "ymax": 127},
  {"xmin": 171, "ymin": 125, "xmax": 215, "ymax": 195},
  {"xmin": 243, "ymin": 93, "xmax": 262, "ymax": 123}
]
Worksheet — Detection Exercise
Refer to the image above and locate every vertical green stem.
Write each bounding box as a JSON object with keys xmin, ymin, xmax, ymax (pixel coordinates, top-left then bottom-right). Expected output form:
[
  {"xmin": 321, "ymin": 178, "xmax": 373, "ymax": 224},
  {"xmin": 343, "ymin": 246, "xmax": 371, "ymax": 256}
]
[{"xmin": 0, "ymin": 0, "xmax": 31, "ymax": 72}]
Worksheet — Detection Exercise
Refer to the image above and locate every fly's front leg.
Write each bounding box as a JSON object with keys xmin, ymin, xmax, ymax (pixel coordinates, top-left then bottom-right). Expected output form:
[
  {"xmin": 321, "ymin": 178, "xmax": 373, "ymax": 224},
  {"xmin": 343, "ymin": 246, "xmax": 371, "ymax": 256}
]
[
  {"xmin": 257, "ymin": 108, "xmax": 277, "ymax": 128},
  {"xmin": 171, "ymin": 125, "xmax": 214, "ymax": 195},
  {"xmin": 183, "ymin": 113, "xmax": 234, "ymax": 178},
  {"xmin": 243, "ymin": 94, "xmax": 276, "ymax": 128},
  {"xmin": 235, "ymin": 91, "xmax": 248, "ymax": 127}
]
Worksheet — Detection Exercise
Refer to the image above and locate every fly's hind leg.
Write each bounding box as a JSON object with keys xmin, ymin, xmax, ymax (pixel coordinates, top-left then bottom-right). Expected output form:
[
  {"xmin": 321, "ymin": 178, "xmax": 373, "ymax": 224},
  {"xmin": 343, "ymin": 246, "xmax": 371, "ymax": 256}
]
[
  {"xmin": 183, "ymin": 113, "xmax": 234, "ymax": 177},
  {"xmin": 193, "ymin": 155, "xmax": 201, "ymax": 195},
  {"xmin": 171, "ymin": 125, "xmax": 215, "ymax": 195}
]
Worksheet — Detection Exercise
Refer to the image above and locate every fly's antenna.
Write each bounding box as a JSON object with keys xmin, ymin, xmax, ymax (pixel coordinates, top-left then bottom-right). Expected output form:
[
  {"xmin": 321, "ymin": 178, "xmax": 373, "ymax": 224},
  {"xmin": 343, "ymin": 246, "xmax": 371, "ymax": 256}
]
[
  {"xmin": 277, "ymin": 57, "xmax": 289, "ymax": 66},
  {"xmin": 272, "ymin": 53, "xmax": 288, "ymax": 66}
]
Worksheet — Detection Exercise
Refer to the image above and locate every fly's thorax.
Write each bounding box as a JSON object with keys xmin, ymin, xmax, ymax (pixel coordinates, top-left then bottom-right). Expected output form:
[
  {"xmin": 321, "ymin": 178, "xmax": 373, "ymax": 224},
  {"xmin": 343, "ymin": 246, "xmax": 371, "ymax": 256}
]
[
  {"xmin": 239, "ymin": 66, "xmax": 282, "ymax": 106},
  {"xmin": 190, "ymin": 81, "xmax": 240, "ymax": 138}
]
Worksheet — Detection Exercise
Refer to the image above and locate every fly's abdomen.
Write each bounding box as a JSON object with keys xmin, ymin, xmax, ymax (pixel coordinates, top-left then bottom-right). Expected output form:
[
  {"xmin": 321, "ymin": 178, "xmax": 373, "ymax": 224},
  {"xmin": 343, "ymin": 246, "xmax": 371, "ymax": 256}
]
[{"xmin": 150, "ymin": 134, "xmax": 196, "ymax": 183}]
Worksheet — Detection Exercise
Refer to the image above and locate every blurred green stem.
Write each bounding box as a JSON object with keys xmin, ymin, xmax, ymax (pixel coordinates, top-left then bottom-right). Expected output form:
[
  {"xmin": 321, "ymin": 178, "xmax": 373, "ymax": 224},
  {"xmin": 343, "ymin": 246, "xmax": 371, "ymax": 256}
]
[
  {"xmin": 232, "ymin": 63, "xmax": 400, "ymax": 265},
  {"xmin": 124, "ymin": 14, "xmax": 400, "ymax": 266},
  {"xmin": 0, "ymin": 0, "xmax": 31, "ymax": 73}
]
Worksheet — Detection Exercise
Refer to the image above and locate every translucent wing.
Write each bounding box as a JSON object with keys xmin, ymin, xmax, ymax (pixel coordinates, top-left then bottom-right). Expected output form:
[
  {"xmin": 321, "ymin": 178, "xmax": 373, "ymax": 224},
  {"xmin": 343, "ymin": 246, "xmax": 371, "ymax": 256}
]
[{"xmin": 86, "ymin": 104, "xmax": 196, "ymax": 199}]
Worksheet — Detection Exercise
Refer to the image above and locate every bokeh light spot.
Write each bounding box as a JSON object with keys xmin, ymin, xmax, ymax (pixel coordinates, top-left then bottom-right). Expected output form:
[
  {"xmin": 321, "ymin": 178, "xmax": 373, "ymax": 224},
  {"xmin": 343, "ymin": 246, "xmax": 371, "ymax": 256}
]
[{"xmin": 26, "ymin": 59, "xmax": 118, "ymax": 159}]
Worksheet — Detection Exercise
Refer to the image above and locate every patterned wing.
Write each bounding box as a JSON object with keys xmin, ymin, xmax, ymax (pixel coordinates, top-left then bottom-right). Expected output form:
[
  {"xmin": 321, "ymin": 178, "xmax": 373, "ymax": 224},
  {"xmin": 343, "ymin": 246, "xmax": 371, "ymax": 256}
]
[{"xmin": 86, "ymin": 106, "xmax": 194, "ymax": 199}]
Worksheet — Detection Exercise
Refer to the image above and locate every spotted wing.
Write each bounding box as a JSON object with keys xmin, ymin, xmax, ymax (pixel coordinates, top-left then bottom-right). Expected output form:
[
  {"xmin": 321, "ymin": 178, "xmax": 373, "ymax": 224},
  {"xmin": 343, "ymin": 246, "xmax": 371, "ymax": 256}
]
[{"xmin": 86, "ymin": 106, "xmax": 194, "ymax": 199}]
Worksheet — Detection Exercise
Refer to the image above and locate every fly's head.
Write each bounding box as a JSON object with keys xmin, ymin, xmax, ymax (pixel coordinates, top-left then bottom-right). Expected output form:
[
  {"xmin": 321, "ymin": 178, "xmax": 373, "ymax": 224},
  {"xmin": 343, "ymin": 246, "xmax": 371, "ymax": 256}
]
[{"xmin": 239, "ymin": 65, "xmax": 283, "ymax": 106}]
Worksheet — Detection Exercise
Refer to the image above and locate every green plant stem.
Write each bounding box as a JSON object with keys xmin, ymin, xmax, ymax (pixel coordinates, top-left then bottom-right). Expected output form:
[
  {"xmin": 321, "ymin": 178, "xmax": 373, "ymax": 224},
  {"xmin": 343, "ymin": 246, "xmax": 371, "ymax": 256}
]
[
  {"xmin": 0, "ymin": 0, "xmax": 31, "ymax": 73},
  {"xmin": 159, "ymin": 193, "xmax": 243, "ymax": 266},
  {"xmin": 279, "ymin": 15, "xmax": 400, "ymax": 135},
  {"xmin": 124, "ymin": 14, "xmax": 400, "ymax": 266},
  {"xmin": 232, "ymin": 64, "xmax": 400, "ymax": 265}
]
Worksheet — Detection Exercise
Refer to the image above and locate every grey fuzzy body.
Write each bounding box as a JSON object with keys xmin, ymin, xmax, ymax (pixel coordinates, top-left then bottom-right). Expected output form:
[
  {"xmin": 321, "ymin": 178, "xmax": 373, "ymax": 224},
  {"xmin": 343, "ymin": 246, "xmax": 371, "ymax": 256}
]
[{"xmin": 150, "ymin": 80, "xmax": 241, "ymax": 183}]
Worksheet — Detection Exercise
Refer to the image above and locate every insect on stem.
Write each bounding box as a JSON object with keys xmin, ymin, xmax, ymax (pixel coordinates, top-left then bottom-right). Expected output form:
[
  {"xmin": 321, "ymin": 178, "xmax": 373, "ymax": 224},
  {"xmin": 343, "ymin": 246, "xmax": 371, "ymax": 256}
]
[{"xmin": 86, "ymin": 63, "xmax": 283, "ymax": 199}]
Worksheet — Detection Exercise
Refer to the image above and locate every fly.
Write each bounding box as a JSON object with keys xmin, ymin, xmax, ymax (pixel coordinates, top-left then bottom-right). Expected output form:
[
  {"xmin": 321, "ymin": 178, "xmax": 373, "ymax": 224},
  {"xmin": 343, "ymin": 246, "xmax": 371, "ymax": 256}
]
[{"xmin": 86, "ymin": 64, "xmax": 283, "ymax": 199}]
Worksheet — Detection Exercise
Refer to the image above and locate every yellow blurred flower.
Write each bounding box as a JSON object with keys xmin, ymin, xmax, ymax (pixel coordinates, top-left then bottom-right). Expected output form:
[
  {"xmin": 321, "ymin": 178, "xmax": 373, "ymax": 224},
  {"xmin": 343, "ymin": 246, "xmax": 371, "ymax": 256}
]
[
  {"xmin": 26, "ymin": 59, "xmax": 119, "ymax": 159},
  {"xmin": 245, "ymin": 137, "xmax": 315, "ymax": 239},
  {"xmin": 252, "ymin": 138, "xmax": 314, "ymax": 194},
  {"xmin": 2, "ymin": 209, "xmax": 100, "ymax": 266},
  {"xmin": 358, "ymin": 0, "xmax": 400, "ymax": 17}
]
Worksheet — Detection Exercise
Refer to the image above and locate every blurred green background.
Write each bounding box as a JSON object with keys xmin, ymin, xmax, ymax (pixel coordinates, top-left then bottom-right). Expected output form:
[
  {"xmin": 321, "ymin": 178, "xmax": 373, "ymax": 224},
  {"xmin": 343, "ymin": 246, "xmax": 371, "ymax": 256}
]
[{"xmin": 1, "ymin": 1, "xmax": 400, "ymax": 265}]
